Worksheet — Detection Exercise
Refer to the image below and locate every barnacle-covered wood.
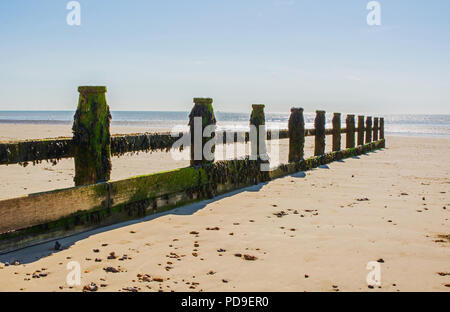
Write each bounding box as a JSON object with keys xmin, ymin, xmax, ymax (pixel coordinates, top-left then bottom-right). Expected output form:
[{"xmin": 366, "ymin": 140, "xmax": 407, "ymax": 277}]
[
  {"xmin": 373, "ymin": 117, "xmax": 379, "ymax": 142},
  {"xmin": 332, "ymin": 113, "xmax": 341, "ymax": 152},
  {"xmin": 357, "ymin": 115, "xmax": 365, "ymax": 146},
  {"xmin": 314, "ymin": 110, "xmax": 326, "ymax": 156},
  {"xmin": 288, "ymin": 108, "xmax": 305, "ymax": 162},
  {"xmin": 365, "ymin": 116, "xmax": 373, "ymax": 143},
  {"xmin": 346, "ymin": 114, "xmax": 356, "ymax": 148},
  {"xmin": 270, "ymin": 139, "xmax": 385, "ymax": 179},
  {"xmin": 110, "ymin": 132, "xmax": 185, "ymax": 156},
  {"xmin": 203, "ymin": 158, "xmax": 271, "ymax": 198},
  {"xmin": 0, "ymin": 138, "xmax": 73, "ymax": 166}
]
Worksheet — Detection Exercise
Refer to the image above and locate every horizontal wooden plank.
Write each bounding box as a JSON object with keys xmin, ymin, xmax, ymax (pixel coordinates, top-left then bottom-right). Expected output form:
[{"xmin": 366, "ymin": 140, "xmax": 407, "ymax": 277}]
[
  {"xmin": 0, "ymin": 183, "xmax": 107, "ymax": 234},
  {"xmin": 0, "ymin": 138, "xmax": 73, "ymax": 165},
  {"xmin": 110, "ymin": 132, "xmax": 185, "ymax": 156},
  {"xmin": 109, "ymin": 167, "xmax": 209, "ymax": 207}
]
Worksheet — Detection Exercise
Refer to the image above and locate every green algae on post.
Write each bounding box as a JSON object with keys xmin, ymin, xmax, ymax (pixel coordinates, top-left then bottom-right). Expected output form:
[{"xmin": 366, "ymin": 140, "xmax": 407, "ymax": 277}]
[
  {"xmin": 365, "ymin": 116, "xmax": 373, "ymax": 143},
  {"xmin": 73, "ymin": 86, "xmax": 112, "ymax": 186},
  {"xmin": 314, "ymin": 110, "xmax": 326, "ymax": 156},
  {"xmin": 189, "ymin": 98, "xmax": 216, "ymax": 166},
  {"xmin": 288, "ymin": 108, "xmax": 305, "ymax": 162},
  {"xmin": 332, "ymin": 113, "xmax": 341, "ymax": 152}
]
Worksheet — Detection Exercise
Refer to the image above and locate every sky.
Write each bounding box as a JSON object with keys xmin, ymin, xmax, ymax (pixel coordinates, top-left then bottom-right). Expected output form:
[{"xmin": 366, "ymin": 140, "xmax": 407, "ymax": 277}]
[{"xmin": 0, "ymin": 0, "xmax": 449, "ymax": 114}]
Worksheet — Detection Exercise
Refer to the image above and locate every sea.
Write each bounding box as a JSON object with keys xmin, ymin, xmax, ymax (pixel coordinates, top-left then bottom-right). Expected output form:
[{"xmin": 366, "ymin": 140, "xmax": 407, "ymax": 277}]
[{"xmin": 0, "ymin": 111, "xmax": 450, "ymax": 137}]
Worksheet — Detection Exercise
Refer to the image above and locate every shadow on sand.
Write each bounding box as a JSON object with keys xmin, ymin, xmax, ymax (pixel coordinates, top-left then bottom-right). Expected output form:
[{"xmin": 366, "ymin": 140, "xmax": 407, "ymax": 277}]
[{"xmin": 0, "ymin": 169, "xmax": 310, "ymax": 265}]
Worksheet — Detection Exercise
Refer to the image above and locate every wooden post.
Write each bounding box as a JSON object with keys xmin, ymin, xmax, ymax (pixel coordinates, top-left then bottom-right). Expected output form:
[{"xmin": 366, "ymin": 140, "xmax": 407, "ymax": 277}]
[
  {"xmin": 380, "ymin": 117, "xmax": 385, "ymax": 139},
  {"xmin": 73, "ymin": 86, "xmax": 112, "ymax": 186},
  {"xmin": 314, "ymin": 110, "xmax": 326, "ymax": 156},
  {"xmin": 373, "ymin": 117, "xmax": 379, "ymax": 141},
  {"xmin": 346, "ymin": 114, "xmax": 355, "ymax": 148},
  {"xmin": 250, "ymin": 104, "xmax": 267, "ymax": 161},
  {"xmin": 332, "ymin": 113, "xmax": 341, "ymax": 152},
  {"xmin": 365, "ymin": 116, "xmax": 372, "ymax": 143},
  {"xmin": 189, "ymin": 98, "xmax": 216, "ymax": 166},
  {"xmin": 288, "ymin": 107, "xmax": 305, "ymax": 162},
  {"xmin": 357, "ymin": 115, "xmax": 365, "ymax": 146}
]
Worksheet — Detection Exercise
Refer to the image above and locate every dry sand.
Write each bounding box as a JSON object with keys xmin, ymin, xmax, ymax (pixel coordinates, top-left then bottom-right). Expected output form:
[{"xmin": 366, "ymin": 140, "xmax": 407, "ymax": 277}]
[{"xmin": 0, "ymin": 124, "xmax": 449, "ymax": 292}]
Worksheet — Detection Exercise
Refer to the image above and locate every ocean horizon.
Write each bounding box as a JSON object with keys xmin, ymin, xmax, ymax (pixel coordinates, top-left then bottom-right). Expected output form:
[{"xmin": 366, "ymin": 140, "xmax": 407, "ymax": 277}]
[{"xmin": 1, "ymin": 110, "xmax": 450, "ymax": 138}]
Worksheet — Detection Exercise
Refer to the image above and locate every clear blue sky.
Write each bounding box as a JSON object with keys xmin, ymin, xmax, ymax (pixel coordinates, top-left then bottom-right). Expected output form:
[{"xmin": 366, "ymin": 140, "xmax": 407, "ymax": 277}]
[{"xmin": 1, "ymin": 0, "xmax": 449, "ymax": 114}]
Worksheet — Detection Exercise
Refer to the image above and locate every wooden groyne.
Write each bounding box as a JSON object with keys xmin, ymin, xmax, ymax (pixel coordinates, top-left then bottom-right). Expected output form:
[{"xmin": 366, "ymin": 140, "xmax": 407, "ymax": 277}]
[{"xmin": 0, "ymin": 86, "xmax": 386, "ymax": 253}]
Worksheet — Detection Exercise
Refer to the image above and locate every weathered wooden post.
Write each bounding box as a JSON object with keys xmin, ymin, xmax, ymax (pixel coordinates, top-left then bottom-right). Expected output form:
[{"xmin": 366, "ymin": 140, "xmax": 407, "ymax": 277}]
[
  {"xmin": 346, "ymin": 114, "xmax": 355, "ymax": 148},
  {"xmin": 357, "ymin": 115, "xmax": 365, "ymax": 146},
  {"xmin": 314, "ymin": 110, "xmax": 326, "ymax": 156},
  {"xmin": 288, "ymin": 108, "xmax": 305, "ymax": 162},
  {"xmin": 73, "ymin": 86, "xmax": 112, "ymax": 186},
  {"xmin": 365, "ymin": 116, "xmax": 373, "ymax": 143},
  {"xmin": 189, "ymin": 98, "xmax": 216, "ymax": 166},
  {"xmin": 332, "ymin": 113, "xmax": 341, "ymax": 152},
  {"xmin": 250, "ymin": 104, "xmax": 267, "ymax": 161},
  {"xmin": 379, "ymin": 117, "xmax": 385, "ymax": 139},
  {"xmin": 373, "ymin": 117, "xmax": 379, "ymax": 141}
]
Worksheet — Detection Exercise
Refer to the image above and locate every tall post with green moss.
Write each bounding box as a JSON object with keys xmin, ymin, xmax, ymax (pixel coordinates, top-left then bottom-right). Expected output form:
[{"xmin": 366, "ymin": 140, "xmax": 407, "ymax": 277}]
[
  {"xmin": 346, "ymin": 114, "xmax": 355, "ymax": 148},
  {"xmin": 73, "ymin": 86, "xmax": 112, "ymax": 186},
  {"xmin": 373, "ymin": 117, "xmax": 379, "ymax": 141},
  {"xmin": 332, "ymin": 113, "xmax": 341, "ymax": 152},
  {"xmin": 288, "ymin": 108, "xmax": 305, "ymax": 162},
  {"xmin": 365, "ymin": 116, "xmax": 373, "ymax": 143},
  {"xmin": 357, "ymin": 115, "xmax": 365, "ymax": 146},
  {"xmin": 250, "ymin": 104, "xmax": 267, "ymax": 161},
  {"xmin": 380, "ymin": 117, "xmax": 385, "ymax": 139},
  {"xmin": 189, "ymin": 98, "xmax": 216, "ymax": 166},
  {"xmin": 314, "ymin": 110, "xmax": 326, "ymax": 156}
]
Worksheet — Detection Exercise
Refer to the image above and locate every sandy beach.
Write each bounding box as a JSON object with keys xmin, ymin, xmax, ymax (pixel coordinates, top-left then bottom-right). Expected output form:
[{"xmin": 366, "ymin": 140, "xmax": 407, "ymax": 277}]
[{"xmin": 0, "ymin": 125, "xmax": 448, "ymax": 292}]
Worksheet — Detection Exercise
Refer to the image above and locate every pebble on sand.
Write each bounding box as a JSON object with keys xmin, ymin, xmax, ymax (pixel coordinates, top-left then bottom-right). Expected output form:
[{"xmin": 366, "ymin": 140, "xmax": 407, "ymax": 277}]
[
  {"xmin": 243, "ymin": 255, "xmax": 257, "ymax": 261},
  {"xmin": 83, "ymin": 283, "xmax": 98, "ymax": 292}
]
